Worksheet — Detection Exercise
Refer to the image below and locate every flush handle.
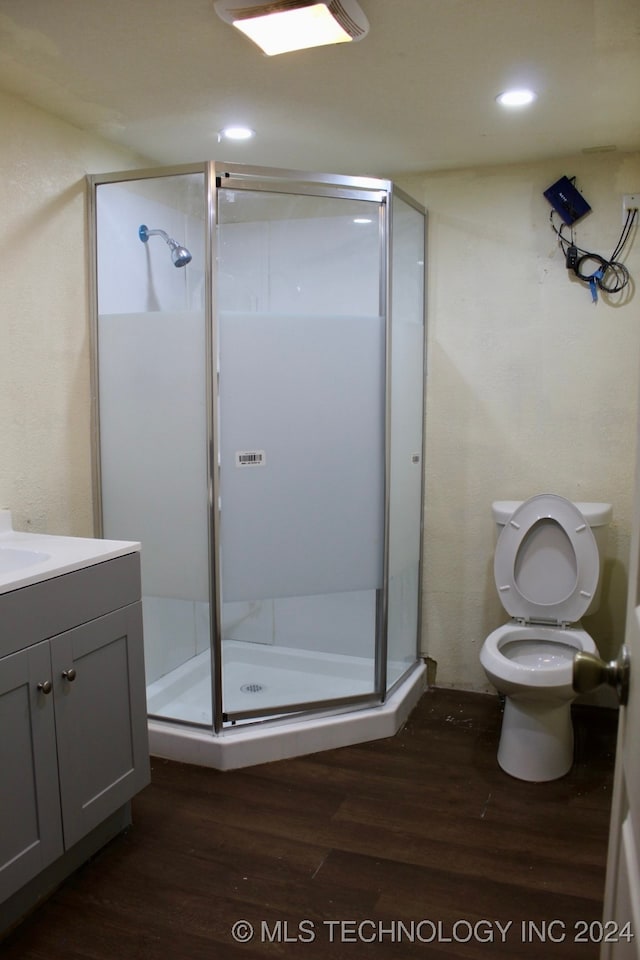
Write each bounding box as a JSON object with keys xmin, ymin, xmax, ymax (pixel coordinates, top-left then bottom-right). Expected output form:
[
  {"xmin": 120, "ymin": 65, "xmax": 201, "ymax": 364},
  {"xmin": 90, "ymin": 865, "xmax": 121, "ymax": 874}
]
[{"xmin": 572, "ymin": 645, "xmax": 630, "ymax": 705}]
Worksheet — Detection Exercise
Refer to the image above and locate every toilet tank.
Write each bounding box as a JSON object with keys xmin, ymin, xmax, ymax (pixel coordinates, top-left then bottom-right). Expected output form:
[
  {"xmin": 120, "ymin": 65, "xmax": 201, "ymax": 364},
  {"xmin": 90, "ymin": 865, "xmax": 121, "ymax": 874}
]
[{"xmin": 492, "ymin": 499, "xmax": 613, "ymax": 615}]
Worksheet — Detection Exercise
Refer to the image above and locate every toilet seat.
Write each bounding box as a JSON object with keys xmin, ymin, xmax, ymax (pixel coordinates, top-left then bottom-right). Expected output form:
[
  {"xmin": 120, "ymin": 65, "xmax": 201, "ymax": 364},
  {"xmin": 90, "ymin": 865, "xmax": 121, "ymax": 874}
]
[
  {"xmin": 494, "ymin": 493, "xmax": 599, "ymax": 626},
  {"xmin": 481, "ymin": 622, "xmax": 596, "ymax": 690}
]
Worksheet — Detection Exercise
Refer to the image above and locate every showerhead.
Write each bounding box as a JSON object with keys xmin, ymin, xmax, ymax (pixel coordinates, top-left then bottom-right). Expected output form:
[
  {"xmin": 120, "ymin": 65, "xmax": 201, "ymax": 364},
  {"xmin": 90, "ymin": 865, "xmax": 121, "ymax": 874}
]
[
  {"xmin": 170, "ymin": 244, "xmax": 192, "ymax": 268},
  {"xmin": 138, "ymin": 224, "xmax": 192, "ymax": 268}
]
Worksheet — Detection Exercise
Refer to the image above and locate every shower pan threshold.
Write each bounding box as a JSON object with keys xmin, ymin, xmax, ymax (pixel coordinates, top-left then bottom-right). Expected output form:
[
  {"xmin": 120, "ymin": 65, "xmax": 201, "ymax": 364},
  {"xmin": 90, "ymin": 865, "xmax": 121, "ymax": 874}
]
[{"xmin": 147, "ymin": 659, "xmax": 427, "ymax": 771}]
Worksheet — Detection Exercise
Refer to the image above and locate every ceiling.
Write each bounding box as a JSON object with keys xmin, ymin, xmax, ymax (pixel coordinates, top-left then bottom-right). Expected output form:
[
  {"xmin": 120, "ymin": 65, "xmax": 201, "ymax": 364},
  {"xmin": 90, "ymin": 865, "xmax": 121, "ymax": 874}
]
[{"xmin": 0, "ymin": 0, "xmax": 639, "ymax": 178}]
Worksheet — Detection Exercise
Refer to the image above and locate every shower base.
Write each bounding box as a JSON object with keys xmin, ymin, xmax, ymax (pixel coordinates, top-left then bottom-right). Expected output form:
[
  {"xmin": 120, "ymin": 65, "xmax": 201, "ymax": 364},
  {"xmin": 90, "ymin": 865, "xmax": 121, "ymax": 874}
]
[
  {"xmin": 147, "ymin": 642, "xmax": 426, "ymax": 770},
  {"xmin": 147, "ymin": 641, "xmax": 392, "ymax": 724}
]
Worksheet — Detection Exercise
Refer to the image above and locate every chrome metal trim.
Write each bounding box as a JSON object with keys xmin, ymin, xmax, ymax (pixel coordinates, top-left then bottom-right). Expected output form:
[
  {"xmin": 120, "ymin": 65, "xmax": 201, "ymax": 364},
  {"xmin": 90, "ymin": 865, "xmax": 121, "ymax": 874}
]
[
  {"xmin": 223, "ymin": 691, "xmax": 380, "ymax": 724},
  {"xmin": 417, "ymin": 207, "xmax": 428, "ymax": 668},
  {"xmin": 376, "ymin": 193, "xmax": 390, "ymax": 700},
  {"xmin": 392, "ymin": 183, "xmax": 427, "ymax": 217},
  {"xmin": 218, "ymin": 178, "xmax": 387, "ymax": 203},
  {"xmin": 214, "ymin": 160, "xmax": 391, "ymax": 193},
  {"xmin": 87, "ymin": 162, "xmax": 206, "ymax": 188},
  {"xmin": 207, "ymin": 162, "xmax": 225, "ymax": 736},
  {"xmin": 215, "ymin": 163, "xmax": 392, "ymax": 724},
  {"xmin": 85, "ymin": 175, "xmax": 103, "ymax": 537}
]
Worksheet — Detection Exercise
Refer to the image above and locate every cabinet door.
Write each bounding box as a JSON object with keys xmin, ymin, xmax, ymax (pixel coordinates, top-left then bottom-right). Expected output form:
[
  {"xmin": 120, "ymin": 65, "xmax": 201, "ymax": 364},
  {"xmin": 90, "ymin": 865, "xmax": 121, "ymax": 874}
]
[
  {"xmin": 51, "ymin": 603, "xmax": 150, "ymax": 849},
  {"xmin": 0, "ymin": 642, "xmax": 63, "ymax": 902}
]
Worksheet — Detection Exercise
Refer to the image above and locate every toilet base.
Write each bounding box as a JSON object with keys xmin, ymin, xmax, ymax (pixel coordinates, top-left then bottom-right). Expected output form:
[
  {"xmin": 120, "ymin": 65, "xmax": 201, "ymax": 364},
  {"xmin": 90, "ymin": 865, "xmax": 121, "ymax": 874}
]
[{"xmin": 497, "ymin": 696, "xmax": 574, "ymax": 782}]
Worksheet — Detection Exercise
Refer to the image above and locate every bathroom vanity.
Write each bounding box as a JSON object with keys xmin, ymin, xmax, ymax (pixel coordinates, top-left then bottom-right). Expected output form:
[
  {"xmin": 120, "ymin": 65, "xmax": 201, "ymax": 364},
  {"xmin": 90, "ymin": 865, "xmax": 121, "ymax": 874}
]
[{"xmin": 0, "ymin": 513, "xmax": 149, "ymax": 934}]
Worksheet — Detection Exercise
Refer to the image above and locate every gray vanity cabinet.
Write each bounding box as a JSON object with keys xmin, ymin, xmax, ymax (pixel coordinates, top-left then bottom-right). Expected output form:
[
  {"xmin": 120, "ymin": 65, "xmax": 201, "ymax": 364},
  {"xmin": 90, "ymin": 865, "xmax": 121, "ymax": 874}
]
[
  {"xmin": 0, "ymin": 640, "xmax": 64, "ymax": 902},
  {"xmin": 0, "ymin": 553, "xmax": 149, "ymax": 915},
  {"xmin": 50, "ymin": 602, "xmax": 148, "ymax": 848}
]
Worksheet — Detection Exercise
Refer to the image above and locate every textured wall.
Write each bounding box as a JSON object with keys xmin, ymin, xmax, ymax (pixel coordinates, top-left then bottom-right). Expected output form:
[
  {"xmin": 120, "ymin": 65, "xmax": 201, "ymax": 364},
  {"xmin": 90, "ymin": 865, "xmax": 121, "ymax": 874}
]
[
  {"xmin": 397, "ymin": 151, "xmax": 640, "ymax": 689},
  {"xmin": 0, "ymin": 89, "xmax": 145, "ymax": 536}
]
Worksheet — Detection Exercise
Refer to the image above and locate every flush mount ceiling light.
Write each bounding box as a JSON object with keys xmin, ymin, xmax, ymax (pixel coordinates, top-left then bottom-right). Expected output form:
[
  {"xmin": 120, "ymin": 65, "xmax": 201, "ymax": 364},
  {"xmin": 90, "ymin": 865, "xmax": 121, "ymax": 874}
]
[
  {"xmin": 496, "ymin": 88, "xmax": 537, "ymax": 107},
  {"xmin": 213, "ymin": 0, "xmax": 369, "ymax": 56}
]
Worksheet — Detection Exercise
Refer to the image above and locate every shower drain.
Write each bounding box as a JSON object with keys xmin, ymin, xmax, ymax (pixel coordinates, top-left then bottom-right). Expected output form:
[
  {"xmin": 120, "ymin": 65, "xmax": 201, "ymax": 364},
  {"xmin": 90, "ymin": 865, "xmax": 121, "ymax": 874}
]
[{"xmin": 240, "ymin": 682, "xmax": 265, "ymax": 694}]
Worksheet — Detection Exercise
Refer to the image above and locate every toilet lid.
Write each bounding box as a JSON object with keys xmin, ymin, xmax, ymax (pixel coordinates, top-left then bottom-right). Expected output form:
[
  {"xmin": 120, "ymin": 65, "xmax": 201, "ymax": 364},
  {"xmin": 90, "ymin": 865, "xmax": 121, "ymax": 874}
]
[{"xmin": 494, "ymin": 493, "xmax": 600, "ymax": 625}]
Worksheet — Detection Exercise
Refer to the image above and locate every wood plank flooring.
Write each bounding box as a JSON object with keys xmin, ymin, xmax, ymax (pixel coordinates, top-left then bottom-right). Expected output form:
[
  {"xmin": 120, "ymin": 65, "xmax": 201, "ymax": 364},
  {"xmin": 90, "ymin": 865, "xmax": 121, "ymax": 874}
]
[{"xmin": 2, "ymin": 688, "xmax": 618, "ymax": 960}]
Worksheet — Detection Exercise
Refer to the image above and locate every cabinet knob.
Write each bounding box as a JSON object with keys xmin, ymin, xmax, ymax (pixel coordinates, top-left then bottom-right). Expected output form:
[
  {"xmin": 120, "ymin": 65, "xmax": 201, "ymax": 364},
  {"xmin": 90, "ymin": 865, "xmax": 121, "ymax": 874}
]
[
  {"xmin": 62, "ymin": 668, "xmax": 77, "ymax": 682},
  {"xmin": 37, "ymin": 680, "xmax": 53, "ymax": 695}
]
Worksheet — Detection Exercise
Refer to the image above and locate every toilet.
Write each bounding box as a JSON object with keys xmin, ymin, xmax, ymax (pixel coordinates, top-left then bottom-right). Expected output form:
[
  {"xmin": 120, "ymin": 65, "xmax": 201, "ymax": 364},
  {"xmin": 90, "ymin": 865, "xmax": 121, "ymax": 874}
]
[{"xmin": 480, "ymin": 493, "xmax": 612, "ymax": 782}]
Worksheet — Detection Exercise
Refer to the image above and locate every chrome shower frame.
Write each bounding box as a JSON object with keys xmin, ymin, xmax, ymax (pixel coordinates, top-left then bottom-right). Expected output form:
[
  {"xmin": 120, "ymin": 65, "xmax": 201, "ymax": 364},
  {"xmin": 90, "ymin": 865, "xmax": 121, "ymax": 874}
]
[{"xmin": 87, "ymin": 160, "xmax": 427, "ymax": 742}]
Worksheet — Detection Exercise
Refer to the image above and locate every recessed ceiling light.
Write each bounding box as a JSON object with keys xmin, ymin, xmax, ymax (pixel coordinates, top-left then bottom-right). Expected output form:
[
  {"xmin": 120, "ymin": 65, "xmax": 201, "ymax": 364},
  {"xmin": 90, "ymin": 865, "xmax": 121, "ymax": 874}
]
[
  {"xmin": 496, "ymin": 89, "xmax": 537, "ymax": 107},
  {"xmin": 218, "ymin": 126, "xmax": 255, "ymax": 141}
]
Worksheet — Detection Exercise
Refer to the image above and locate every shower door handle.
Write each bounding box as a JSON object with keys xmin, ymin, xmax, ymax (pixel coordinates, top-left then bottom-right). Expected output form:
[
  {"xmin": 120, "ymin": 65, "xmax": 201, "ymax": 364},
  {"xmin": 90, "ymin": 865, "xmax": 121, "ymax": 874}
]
[{"xmin": 572, "ymin": 645, "xmax": 630, "ymax": 705}]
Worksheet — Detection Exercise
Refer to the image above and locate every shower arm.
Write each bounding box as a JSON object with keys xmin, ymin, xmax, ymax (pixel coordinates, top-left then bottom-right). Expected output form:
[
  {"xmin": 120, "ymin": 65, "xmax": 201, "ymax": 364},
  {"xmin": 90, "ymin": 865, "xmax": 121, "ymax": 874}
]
[{"xmin": 139, "ymin": 225, "xmax": 175, "ymax": 249}]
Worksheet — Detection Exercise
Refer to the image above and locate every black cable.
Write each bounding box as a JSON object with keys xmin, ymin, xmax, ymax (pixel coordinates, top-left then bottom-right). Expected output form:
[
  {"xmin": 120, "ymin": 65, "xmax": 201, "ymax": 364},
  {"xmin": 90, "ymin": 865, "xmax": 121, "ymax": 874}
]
[
  {"xmin": 550, "ymin": 208, "xmax": 637, "ymax": 297},
  {"xmin": 611, "ymin": 209, "xmax": 636, "ymax": 261}
]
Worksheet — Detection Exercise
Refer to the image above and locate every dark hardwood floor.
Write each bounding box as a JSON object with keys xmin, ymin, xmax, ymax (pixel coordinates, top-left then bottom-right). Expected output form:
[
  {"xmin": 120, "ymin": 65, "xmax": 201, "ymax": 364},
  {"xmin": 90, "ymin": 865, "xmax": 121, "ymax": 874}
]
[{"xmin": 2, "ymin": 688, "xmax": 618, "ymax": 959}]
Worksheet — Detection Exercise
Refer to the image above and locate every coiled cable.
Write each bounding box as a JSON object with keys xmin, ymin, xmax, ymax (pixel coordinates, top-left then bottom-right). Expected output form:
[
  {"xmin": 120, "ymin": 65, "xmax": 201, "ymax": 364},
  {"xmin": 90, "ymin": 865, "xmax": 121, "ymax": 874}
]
[{"xmin": 550, "ymin": 207, "xmax": 637, "ymax": 299}]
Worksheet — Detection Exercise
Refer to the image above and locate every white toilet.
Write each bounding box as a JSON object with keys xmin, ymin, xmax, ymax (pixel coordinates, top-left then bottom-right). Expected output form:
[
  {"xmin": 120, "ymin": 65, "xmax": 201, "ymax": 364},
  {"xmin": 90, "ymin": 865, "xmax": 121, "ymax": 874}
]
[{"xmin": 480, "ymin": 493, "xmax": 612, "ymax": 782}]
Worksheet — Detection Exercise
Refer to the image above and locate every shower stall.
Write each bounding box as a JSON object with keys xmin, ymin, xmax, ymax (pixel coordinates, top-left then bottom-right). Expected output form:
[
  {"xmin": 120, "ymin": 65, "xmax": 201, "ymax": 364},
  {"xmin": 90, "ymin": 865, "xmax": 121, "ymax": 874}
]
[{"xmin": 88, "ymin": 162, "xmax": 426, "ymax": 769}]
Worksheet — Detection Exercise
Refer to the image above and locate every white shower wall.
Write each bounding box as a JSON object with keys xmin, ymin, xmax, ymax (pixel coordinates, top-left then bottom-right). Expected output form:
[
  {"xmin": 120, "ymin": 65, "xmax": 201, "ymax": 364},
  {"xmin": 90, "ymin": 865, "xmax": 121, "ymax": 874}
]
[{"xmin": 96, "ymin": 178, "xmax": 205, "ymax": 315}]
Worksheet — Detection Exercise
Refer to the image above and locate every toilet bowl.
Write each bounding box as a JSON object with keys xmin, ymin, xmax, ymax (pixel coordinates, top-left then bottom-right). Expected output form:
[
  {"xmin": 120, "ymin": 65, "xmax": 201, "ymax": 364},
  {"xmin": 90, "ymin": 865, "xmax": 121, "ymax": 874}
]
[{"xmin": 480, "ymin": 493, "xmax": 612, "ymax": 782}]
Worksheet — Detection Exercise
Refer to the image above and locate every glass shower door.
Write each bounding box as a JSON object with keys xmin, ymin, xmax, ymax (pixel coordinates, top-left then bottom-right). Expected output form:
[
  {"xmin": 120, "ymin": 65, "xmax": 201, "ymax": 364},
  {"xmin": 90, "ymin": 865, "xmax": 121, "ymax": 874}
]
[{"xmin": 215, "ymin": 182, "xmax": 387, "ymax": 722}]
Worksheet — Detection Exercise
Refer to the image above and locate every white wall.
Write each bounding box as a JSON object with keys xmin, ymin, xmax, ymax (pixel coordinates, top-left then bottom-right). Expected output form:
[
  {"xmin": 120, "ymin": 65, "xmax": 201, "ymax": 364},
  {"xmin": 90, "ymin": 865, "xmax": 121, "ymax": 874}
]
[
  {"xmin": 0, "ymin": 88, "xmax": 146, "ymax": 536},
  {"xmin": 397, "ymin": 151, "xmax": 640, "ymax": 689}
]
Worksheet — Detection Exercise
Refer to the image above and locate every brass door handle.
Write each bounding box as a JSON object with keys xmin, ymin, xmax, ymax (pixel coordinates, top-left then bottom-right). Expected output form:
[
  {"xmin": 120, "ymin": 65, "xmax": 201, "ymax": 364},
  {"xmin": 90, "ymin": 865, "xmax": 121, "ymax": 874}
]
[{"xmin": 572, "ymin": 645, "xmax": 630, "ymax": 705}]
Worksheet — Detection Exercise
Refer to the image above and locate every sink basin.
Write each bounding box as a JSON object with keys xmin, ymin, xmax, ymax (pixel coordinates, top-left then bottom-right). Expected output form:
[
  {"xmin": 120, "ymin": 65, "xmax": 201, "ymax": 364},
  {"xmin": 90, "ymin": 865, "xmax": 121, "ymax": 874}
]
[
  {"xmin": 0, "ymin": 546, "xmax": 51, "ymax": 574},
  {"xmin": 0, "ymin": 508, "xmax": 140, "ymax": 594}
]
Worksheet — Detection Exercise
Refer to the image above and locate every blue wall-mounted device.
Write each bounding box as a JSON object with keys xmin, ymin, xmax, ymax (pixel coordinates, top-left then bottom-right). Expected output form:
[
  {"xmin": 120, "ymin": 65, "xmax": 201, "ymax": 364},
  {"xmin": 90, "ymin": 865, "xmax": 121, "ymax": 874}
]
[{"xmin": 543, "ymin": 176, "xmax": 591, "ymax": 225}]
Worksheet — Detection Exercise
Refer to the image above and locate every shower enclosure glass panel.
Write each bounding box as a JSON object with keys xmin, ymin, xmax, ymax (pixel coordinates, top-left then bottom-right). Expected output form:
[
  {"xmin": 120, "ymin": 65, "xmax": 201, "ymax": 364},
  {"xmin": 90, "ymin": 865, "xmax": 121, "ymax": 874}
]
[
  {"xmin": 216, "ymin": 187, "xmax": 385, "ymax": 720},
  {"xmin": 94, "ymin": 171, "xmax": 211, "ymax": 726},
  {"xmin": 386, "ymin": 194, "xmax": 426, "ymax": 690}
]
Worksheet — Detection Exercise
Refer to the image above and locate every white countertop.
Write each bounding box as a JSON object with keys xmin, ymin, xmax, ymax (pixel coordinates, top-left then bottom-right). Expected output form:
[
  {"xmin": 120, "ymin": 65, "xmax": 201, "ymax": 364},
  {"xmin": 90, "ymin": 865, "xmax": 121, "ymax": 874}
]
[{"xmin": 0, "ymin": 510, "xmax": 140, "ymax": 595}]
